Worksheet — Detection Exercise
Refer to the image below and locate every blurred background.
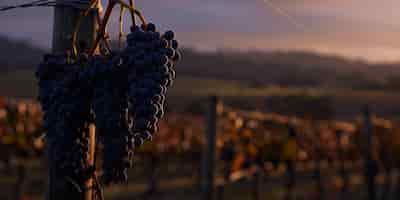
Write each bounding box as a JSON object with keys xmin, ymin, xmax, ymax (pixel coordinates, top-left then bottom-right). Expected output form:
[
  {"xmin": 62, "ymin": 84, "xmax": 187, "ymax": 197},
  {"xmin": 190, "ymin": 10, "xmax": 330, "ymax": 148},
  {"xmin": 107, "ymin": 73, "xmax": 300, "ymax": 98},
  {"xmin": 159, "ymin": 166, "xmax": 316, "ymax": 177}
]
[{"xmin": 2, "ymin": 0, "xmax": 400, "ymax": 199}]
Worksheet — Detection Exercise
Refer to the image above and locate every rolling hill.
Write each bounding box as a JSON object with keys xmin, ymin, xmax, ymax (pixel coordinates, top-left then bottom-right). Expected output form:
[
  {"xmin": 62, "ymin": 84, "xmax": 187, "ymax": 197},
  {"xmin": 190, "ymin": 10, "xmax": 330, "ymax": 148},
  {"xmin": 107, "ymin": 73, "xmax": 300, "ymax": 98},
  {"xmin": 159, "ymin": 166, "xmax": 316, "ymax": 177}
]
[
  {"xmin": 2, "ymin": 35, "xmax": 400, "ymax": 90},
  {"xmin": 0, "ymin": 36, "xmax": 45, "ymax": 71},
  {"xmin": 2, "ymin": 36, "xmax": 400, "ymax": 118}
]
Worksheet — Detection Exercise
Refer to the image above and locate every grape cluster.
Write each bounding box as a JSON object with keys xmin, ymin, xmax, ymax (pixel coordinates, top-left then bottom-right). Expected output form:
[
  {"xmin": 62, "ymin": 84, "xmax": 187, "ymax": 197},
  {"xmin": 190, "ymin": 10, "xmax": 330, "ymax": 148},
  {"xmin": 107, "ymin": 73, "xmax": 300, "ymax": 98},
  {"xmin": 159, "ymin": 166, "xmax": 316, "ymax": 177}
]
[
  {"xmin": 36, "ymin": 54, "xmax": 93, "ymax": 185},
  {"xmin": 36, "ymin": 23, "xmax": 181, "ymax": 185},
  {"xmin": 95, "ymin": 23, "xmax": 181, "ymax": 184},
  {"xmin": 89, "ymin": 55, "xmax": 133, "ymax": 184},
  {"xmin": 124, "ymin": 23, "xmax": 180, "ymax": 148}
]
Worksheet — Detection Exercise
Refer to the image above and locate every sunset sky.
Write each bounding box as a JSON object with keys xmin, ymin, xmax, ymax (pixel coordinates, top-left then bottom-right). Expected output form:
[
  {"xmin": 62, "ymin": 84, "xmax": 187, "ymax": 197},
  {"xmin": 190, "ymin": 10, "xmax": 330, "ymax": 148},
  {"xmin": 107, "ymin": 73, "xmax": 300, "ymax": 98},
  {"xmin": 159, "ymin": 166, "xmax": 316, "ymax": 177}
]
[{"xmin": 1, "ymin": 0, "xmax": 400, "ymax": 62}]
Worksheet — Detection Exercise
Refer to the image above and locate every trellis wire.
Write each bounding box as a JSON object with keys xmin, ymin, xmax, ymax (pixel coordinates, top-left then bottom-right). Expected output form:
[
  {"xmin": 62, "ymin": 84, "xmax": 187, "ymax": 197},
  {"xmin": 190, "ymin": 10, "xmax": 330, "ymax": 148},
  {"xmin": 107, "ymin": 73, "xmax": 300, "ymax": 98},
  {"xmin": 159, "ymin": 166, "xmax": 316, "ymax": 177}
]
[{"xmin": 0, "ymin": 0, "xmax": 92, "ymax": 12}]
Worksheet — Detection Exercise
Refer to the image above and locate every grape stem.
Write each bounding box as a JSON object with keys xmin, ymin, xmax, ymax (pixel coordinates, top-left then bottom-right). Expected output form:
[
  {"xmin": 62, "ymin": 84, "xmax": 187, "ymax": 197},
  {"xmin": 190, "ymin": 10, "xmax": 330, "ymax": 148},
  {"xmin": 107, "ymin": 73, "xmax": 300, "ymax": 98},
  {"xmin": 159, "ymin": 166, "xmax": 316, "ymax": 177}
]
[
  {"xmin": 89, "ymin": 0, "xmax": 147, "ymax": 56},
  {"xmin": 128, "ymin": 0, "xmax": 136, "ymax": 27},
  {"xmin": 93, "ymin": 174, "xmax": 104, "ymax": 200},
  {"xmin": 71, "ymin": 0, "xmax": 100, "ymax": 57},
  {"xmin": 118, "ymin": 5, "xmax": 125, "ymax": 49},
  {"xmin": 89, "ymin": 0, "xmax": 116, "ymax": 55}
]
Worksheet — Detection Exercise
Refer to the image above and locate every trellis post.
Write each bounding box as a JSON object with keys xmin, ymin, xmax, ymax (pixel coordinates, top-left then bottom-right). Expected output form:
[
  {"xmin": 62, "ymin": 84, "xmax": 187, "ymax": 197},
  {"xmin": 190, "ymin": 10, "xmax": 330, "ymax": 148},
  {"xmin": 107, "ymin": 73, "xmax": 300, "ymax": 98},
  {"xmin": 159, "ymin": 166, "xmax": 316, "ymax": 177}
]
[
  {"xmin": 363, "ymin": 105, "xmax": 377, "ymax": 200},
  {"xmin": 202, "ymin": 96, "xmax": 218, "ymax": 200},
  {"xmin": 49, "ymin": 1, "xmax": 98, "ymax": 200}
]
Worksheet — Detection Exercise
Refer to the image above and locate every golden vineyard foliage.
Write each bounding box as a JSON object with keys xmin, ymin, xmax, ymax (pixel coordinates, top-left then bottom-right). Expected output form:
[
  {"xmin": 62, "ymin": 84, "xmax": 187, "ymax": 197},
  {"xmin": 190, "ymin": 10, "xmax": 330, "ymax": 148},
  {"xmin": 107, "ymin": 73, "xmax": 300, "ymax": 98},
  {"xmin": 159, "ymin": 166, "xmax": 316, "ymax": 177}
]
[{"xmin": 1, "ymin": 97, "xmax": 400, "ymax": 173}]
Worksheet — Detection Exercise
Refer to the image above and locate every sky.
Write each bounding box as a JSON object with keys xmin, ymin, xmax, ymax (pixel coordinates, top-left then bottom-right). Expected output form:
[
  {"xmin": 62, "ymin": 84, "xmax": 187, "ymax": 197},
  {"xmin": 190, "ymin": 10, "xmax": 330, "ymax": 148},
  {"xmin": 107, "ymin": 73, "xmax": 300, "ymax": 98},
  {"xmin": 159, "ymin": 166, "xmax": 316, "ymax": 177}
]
[{"xmin": 1, "ymin": 0, "xmax": 400, "ymax": 62}]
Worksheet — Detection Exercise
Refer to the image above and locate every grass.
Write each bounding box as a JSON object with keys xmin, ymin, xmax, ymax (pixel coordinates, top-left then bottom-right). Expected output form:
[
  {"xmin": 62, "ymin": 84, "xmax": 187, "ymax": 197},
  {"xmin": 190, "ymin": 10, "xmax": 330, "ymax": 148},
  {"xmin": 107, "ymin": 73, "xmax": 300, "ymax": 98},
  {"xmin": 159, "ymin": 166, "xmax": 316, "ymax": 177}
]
[
  {"xmin": 3, "ymin": 69, "xmax": 400, "ymax": 119},
  {"xmin": 0, "ymin": 158, "xmax": 394, "ymax": 200},
  {"xmin": 0, "ymin": 70, "xmax": 37, "ymax": 98},
  {"xmin": 3, "ymin": 69, "xmax": 399, "ymax": 98}
]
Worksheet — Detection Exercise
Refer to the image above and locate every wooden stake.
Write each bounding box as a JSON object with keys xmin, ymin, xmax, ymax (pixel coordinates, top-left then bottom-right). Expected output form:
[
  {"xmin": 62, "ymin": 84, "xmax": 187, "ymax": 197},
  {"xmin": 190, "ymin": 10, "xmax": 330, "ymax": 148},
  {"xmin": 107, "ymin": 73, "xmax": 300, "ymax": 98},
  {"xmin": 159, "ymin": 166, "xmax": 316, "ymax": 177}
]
[
  {"xmin": 86, "ymin": 124, "xmax": 96, "ymax": 200},
  {"xmin": 363, "ymin": 105, "xmax": 377, "ymax": 200},
  {"xmin": 52, "ymin": 0, "xmax": 98, "ymax": 54},
  {"xmin": 49, "ymin": 1, "xmax": 98, "ymax": 200},
  {"xmin": 202, "ymin": 96, "xmax": 217, "ymax": 200}
]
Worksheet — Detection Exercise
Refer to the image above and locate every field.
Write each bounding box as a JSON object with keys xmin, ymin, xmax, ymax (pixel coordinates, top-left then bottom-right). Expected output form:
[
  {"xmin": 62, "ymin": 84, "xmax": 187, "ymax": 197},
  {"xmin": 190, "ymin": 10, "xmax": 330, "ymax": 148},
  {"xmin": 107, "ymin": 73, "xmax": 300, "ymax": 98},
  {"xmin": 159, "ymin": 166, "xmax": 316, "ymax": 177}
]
[
  {"xmin": 2, "ymin": 158, "xmax": 400, "ymax": 200},
  {"xmin": 1, "ymin": 93, "xmax": 400, "ymax": 199},
  {"xmin": 1, "ymin": 37, "xmax": 400, "ymax": 200},
  {"xmin": 3, "ymin": 70, "xmax": 400, "ymax": 120}
]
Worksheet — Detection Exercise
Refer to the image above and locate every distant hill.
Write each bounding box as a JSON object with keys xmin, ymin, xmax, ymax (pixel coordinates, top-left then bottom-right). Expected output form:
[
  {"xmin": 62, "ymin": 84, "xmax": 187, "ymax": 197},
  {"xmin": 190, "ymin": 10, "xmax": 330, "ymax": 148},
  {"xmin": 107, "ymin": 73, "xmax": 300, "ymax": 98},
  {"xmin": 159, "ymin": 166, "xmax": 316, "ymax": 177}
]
[
  {"xmin": 2, "ymin": 36, "xmax": 400, "ymax": 90},
  {"xmin": 3, "ymin": 37, "xmax": 400, "ymax": 118},
  {"xmin": 0, "ymin": 36, "xmax": 45, "ymax": 71},
  {"xmin": 178, "ymin": 48, "xmax": 400, "ymax": 89}
]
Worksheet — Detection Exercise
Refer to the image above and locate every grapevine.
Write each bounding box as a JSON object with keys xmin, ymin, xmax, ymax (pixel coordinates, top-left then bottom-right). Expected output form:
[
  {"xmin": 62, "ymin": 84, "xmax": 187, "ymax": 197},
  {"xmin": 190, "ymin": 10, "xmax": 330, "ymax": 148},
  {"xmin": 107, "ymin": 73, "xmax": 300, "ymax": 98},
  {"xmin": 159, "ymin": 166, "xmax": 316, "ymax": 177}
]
[{"xmin": 34, "ymin": 0, "xmax": 182, "ymax": 192}]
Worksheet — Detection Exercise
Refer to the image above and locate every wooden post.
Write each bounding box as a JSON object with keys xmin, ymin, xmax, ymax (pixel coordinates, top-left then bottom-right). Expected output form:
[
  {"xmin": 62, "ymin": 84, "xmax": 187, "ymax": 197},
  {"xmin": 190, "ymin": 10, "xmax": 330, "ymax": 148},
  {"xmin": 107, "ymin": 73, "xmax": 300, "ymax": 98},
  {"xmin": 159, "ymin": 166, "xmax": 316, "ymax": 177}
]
[
  {"xmin": 52, "ymin": 0, "xmax": 97, "ymax": 53},
  {"xmin": 216, "ymin": 184, "xmax": 224, "ymax": 200},
  {"xmin": 285, "ymin": 125, "xmax": 296, "ymax": 200},
  {"xmin": 202, "ymin": 96, "xmax": 217, "ymax": 200},
  {"xmin": 14, "ymin": 165, "xmax": 26, "ymax": 200},
  {"xmin": 314, "ymin": 154, "xmax": 324, "ymax": 200},
  {"xmin": 86, "ymin": 125, "xmax": 96, "ymax": 200},
  {"xmin": 313, "ymin": 124, "xmax": 324, "ymax": 200},
  {"xmin": 252, "ymin": 172, "xmax": 260, "ymax": 200},
  {"xmin": 336, "ymin": 130, "xmax": 348, "ymax": 199},
  {"xmin": 363, "ymin": 105, "xmax": 377, "ymax": 200},
  {"xmin": 49, "ymin": 1, "xmax": 98, "ymax": 200}
]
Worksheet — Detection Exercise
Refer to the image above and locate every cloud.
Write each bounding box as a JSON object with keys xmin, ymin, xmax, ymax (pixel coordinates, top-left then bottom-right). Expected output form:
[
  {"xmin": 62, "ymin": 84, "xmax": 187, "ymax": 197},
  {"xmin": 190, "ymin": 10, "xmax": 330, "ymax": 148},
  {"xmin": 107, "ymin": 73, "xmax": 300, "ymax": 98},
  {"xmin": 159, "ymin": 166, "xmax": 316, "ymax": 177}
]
[{"xmin": 1, "ymin": 0, "xmax": 400, "ymax": 61}]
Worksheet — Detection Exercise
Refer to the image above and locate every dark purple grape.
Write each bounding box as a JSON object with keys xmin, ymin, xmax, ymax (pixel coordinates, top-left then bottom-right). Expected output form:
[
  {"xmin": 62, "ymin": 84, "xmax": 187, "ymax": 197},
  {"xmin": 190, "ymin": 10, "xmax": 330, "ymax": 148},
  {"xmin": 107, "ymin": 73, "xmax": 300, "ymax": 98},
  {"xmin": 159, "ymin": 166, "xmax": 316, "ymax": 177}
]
[
  {"xmin": 164, "ymin": 48, "xmax": 175, "ymax": 58},
  {"xmin": 152, "ymin": 53, "xmax": 168, "ymax": 65},
  {"xmin": 146, "ymin": 23, "xmax": 157, "ymax": 32},
  {"xmin": 163, "ymin": 30, "xmax": 175, "ymax": 40},
  {"xmin": 152, "ymin": 94, "xmax": 165, "ymax": 103},
  {"xmin": 158, "ymin": 39, "xmax": 168, "ymax": 49},
  {"xmin": 171, "ymin": 40, "xmax": 179, "ymax": 50},
  {"xmin": 172, "ymin": 51, "xmax": 181, "ymax": 62}
]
